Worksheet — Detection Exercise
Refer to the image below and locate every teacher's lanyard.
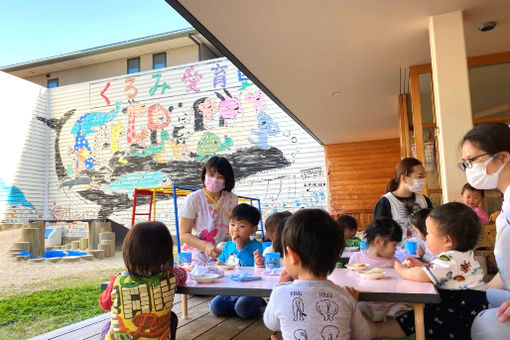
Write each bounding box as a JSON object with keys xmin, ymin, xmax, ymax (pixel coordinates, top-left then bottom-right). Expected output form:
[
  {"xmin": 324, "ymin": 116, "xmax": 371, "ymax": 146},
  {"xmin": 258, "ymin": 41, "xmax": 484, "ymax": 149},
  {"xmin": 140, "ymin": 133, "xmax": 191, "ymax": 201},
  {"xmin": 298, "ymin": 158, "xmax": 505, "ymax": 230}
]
[{"xmin": 204, "ymin": 189, "xmax": 231, "ymax": 219}]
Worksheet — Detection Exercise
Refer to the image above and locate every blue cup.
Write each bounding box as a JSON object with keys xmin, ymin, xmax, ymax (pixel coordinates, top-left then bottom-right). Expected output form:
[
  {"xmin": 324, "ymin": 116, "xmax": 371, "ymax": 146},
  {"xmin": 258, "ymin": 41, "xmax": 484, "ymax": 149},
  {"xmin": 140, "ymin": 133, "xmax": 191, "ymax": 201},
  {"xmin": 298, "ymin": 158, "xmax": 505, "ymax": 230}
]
[
  {"xmin": 404, "ymin": 241, "xmax": 418, "ymax": 256},
  {"xmin": 359, "ymin": 241, "xmax": 367, "ymax": 250},
  {"xmin": 178, "ymin": 252, "xmax": 192, "ymax": 264},
  {"xmin": 264, "ymin": 252, "xmax": 280, "ymax": 268}
]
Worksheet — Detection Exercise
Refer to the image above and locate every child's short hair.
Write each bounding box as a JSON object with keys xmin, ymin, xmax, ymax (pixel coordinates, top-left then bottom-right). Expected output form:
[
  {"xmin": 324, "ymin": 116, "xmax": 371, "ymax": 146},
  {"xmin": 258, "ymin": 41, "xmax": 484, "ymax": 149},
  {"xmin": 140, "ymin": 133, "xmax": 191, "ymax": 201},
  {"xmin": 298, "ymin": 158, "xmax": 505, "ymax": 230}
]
[
  {"xmin": 273, "ymin": 215, "xmax": 291, "ymax": 254},
  {"xmin": 461, "ymin": 183, "xmax": 485, "ymax": 198},
  {"xmin": 428, "ymin": 202, "xmax": 482, "ymax": 252},
  {"xmin": 123, "ymin": 221, "xmax": 173, "ymax": 278},
  {"xmin": 364, "ymin": 218, "xmax": 402, "ymax": 246},
  {"xmin": 265, "ymin": 211, "xmax": 292, "ymax": 235},
  {"xmin": 336, "ymin": 214, "xmax": 358, "ymax": 232},
  {"xmin": 231, "ymin": 203, "xmax": 261, "ymax": 227},
  {"xmin": 201, "ymin": 156, "xmax": 235, "ymax": 192},
  {"xmin": 411, "ymin": 208, "xmax": 432, "ymax": 236},
  {"xmin": 281, "ymin": 209, "xmax": 344, "ymax": 277}
]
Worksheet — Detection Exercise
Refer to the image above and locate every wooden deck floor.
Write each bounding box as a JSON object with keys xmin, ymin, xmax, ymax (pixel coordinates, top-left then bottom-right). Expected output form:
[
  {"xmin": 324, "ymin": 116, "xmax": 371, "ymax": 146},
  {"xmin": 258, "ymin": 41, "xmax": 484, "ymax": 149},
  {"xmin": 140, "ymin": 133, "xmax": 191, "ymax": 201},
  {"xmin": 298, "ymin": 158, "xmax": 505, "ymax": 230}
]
[{"xmin": 29, "ymin": 294, "xmax": 275, "ymax": 340}]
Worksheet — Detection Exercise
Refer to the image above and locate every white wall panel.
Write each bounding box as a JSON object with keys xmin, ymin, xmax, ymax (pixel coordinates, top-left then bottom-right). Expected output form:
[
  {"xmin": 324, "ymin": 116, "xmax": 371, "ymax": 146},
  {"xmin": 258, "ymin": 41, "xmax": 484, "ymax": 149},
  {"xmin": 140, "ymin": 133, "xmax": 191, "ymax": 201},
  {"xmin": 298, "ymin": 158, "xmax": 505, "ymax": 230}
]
[{"xmin": 0, "ymin": 72, "xmax": 49, "ymax": 222}]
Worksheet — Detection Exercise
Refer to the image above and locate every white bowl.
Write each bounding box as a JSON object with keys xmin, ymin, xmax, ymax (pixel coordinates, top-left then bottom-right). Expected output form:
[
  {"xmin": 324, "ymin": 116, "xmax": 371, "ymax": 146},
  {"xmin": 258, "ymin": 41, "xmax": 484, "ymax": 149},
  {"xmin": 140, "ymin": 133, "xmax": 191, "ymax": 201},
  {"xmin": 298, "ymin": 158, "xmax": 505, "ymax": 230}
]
[
  {"xmin": 359, "ymin": 271, "xmax": 386, "ymax": 280},
  {"xmin": 344, "ymin": 247, "xmax": 360, "ymax": 252},
  {"xmin": 345, "ymin": 263, "xmax": 370, "ymax": 272},
  {"xmin": 193, "ymin": 273, "xmax": 220, "ymax": 283}
]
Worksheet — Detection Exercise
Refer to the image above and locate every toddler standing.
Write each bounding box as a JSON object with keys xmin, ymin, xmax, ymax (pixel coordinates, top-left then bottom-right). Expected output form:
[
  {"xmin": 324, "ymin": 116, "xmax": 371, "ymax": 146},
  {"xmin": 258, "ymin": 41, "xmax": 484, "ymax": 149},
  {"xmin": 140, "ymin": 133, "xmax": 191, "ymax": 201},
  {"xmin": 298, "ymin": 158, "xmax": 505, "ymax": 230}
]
[
  {"xmin": 209, "ymin": 203, "xmax": 265, "ymax": 318},
  {"xmin": 348, "ymin": 218, "xmax": 410, "ymax": 321},
  {"xmin": 462, "ymin": 183, "xmax": 489, "ymax": 225},
  {"xmin": 98, "ymin": 221, "xmax": 186, "ymax": 340},
  {"xmin": 371, "ymin": 202, "xmax": 488, "ymax": 339},
  {"xmin": 263, "ymin": 209, "xmax": 371, "ymax": 339}
]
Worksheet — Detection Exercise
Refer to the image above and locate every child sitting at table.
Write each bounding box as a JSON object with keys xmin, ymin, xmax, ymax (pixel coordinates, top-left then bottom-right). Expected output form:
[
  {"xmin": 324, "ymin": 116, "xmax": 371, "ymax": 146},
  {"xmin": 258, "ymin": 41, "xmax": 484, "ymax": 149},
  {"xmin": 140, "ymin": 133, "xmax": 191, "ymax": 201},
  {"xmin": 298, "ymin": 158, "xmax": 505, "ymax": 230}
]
[
  {"xmin": 462, "ymin": 183, "xmax": 489, "ymax": 225},
  {"xmin": 370, "ymin": 202, "xmax": 488, "ymax": 340},
  {"xmin": 348, "ymin": 217, "xmax": 410, "ymax": 321},
  {"xmin": 262, "ymin": 211, "xmax": 292, "ymax": 256},
  {"xmin": 209, "ymin": 203, "xmax": 265, "ymax": 319},
  {"xmin": 410, "ymin": 208, "xmax": 435, "ymax": 262},
  {"xmin": 337, "ymin": 214, "xmax": 361, "ymax": 247},
  {"xmin": 98, "ymin": 221, "xmax": 187, "ymax": 340},
  {"xmin": 263, "ymin": 209, "xmax": 372, "ymax": 339}
]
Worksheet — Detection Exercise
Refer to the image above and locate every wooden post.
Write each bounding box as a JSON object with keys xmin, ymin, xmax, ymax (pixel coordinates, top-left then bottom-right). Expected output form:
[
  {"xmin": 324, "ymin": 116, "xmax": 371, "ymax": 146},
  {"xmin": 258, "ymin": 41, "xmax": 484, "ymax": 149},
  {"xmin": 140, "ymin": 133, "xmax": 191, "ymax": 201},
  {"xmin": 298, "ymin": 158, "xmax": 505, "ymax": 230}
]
[
  {"xmin": 72, "ymin": 241, "xmax": 80, "ymax": 249},
  {"xmin": 89, "ymin": 221, "xmax": 111, "ymax": 250},
  {"xmin": 29, "ymin": 221, "xmax": 46, "ymax": 257},
  {"xmin": 21, "ymin": 228, "xmax": 43, "ymax": 257},
  {"xmin": 80, "ymin": 238, "xmax": 89, "ymax": 250},
  {"xmin": 12, "ymin": 242, "xmax": 31, "ymax": 253}
]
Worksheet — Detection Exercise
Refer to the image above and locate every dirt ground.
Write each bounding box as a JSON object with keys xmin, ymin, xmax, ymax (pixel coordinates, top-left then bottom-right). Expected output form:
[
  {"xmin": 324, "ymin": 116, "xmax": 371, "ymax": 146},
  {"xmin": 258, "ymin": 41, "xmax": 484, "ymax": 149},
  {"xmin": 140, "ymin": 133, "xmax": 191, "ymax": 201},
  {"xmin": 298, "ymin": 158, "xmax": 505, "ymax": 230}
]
[{"xmin": 0, "ymin": 227, "xmax": 125, "ymax": 297}]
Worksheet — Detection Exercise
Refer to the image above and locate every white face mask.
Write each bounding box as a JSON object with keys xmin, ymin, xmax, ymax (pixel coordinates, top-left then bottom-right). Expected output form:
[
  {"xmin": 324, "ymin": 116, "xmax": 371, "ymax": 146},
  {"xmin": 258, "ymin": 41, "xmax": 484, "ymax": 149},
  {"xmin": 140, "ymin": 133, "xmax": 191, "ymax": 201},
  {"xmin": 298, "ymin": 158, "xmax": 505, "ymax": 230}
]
[
  {"xmin": 466, "ymin": 156, "xmax": 505, "ymax": 190},
  {"xmin": 408, "ymin": 178, "xmax": 425, "ymax": 193}
]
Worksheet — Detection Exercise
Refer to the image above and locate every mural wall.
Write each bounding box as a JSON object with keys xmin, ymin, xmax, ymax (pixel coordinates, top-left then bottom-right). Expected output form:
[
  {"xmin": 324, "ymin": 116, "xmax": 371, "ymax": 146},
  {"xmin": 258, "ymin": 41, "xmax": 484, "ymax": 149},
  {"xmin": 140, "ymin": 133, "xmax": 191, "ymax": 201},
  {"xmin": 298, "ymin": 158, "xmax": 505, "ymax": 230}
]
[{"xmin": 3, "ymin": 58, "xmax": 327, "ymax": 232}]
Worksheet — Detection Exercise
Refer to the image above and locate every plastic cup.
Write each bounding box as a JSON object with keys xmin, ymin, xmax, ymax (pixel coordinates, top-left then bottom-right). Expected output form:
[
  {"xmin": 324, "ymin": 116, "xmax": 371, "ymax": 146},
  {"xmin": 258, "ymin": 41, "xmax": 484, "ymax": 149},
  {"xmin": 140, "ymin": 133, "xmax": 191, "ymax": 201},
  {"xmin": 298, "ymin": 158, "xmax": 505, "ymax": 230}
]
[
  {"xmin": 359, "ymin": 241, "xmax": 367, "ymax": 250},
  {"xmin": 404, "ymin": 241, "xmax": 418, "ymax": 256},
  {"xmin": 264, "ymin": 252, "xmax": 280, "ymax": 268},
  {"xmin": 178, "ymin": 252, "xmax": 192, "ymax": 264}
]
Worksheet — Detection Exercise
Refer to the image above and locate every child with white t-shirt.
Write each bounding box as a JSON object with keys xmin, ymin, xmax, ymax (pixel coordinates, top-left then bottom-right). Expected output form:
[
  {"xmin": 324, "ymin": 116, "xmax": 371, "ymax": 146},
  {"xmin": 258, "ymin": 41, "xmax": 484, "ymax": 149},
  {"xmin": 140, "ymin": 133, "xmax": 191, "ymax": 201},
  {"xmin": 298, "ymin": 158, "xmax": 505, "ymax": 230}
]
[
  {"xmin": 263, "ymin": 209, "xmax": 371, "ymax": 339},
  {"xmin": 371, "ymin": 202, "xmax": 488, "ymax": 340}
]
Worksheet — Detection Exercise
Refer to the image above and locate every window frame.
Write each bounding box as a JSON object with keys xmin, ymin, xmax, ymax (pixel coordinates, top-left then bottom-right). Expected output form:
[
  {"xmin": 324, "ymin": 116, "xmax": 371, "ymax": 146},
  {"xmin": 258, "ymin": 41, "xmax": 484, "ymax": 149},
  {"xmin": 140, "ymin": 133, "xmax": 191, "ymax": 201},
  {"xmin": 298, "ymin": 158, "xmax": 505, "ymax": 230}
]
[
  {"xmin": 47, "ymin": 78, "xmax": 59, "ymax": 88},
  {"xmin": 153, "ymin": 52, "xmax": 167, "ymax": 70},
  {"xmin": 127, "ymin": 57, "xmax": 141, "ymax": 74}
]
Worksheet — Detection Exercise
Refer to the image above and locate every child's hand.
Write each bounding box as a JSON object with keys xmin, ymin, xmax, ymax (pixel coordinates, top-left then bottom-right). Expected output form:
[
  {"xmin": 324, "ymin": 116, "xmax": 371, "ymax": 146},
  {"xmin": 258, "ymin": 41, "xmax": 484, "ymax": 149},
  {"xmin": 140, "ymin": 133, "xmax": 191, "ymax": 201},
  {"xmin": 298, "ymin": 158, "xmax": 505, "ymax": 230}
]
[
  {"xmin": 403, "ymin": 257, "xmax": 426, "ymax": 268},
  {"xmin": 253, "ymin": 249, "xmax": 264, "ymax": 267},
  {"xmin": 233, "ymin": 233, "xmax": 244, "ymax": 250},
  {"xmin": 416, "ymin": 246, "xmax": 425, "ymax": 258},
  {"xmin": 394, "ymin": 260, "xmax": 405, "ymax": 275},
  {"xmin": 278, "ymin": 268, "xmax": 294, "ymax": 283},
  {"xmin": 345, "ymin": 286, "xmax": 359, "ymax": 301}
]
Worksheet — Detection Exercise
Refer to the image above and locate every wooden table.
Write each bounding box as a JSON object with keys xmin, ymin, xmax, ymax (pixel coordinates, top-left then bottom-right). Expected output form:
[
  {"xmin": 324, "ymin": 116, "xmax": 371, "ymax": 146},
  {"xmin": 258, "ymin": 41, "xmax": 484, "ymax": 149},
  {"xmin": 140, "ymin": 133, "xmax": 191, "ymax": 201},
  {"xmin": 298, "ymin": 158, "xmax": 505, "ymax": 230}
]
[{"xmin": 177, "ymin": 267, "xmax": 439, "ymax": 340}]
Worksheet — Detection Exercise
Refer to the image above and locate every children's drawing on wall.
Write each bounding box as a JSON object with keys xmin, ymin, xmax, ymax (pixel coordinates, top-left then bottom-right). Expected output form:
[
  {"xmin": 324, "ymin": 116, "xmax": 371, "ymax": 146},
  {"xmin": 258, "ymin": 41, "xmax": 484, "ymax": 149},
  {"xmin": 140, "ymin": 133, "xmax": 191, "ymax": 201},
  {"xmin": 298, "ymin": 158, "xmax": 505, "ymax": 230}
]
[{"xmin": 27, "ymin": 59, "xmax": 326, "ymax": 225}]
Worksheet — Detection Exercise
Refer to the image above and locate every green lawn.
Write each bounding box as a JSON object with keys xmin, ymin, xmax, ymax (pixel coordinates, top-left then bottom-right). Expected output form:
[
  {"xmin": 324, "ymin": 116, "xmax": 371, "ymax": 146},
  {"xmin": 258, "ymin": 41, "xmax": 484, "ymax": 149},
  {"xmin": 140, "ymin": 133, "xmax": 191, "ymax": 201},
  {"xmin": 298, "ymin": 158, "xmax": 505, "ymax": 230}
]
[{"xmin": 0, "ymin": 278, "xmax": 113, "ymax": 339}]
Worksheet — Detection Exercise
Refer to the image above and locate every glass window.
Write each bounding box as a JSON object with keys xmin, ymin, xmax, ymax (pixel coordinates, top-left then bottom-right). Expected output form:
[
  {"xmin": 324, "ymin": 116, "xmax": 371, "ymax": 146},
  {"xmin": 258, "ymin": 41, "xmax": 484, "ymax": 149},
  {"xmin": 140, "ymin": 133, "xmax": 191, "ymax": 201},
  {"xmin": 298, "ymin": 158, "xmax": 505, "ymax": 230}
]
[
  {"xmin": 153, "ymin": 52, "xmax": 166, "ymax": 70},
  {"xmin": 47, "ymin": 78, "xmax": 58, "ymax": 88},
  {"xmin": 127, "ymin": 57, "xmax": 140, "ymax": 74}
]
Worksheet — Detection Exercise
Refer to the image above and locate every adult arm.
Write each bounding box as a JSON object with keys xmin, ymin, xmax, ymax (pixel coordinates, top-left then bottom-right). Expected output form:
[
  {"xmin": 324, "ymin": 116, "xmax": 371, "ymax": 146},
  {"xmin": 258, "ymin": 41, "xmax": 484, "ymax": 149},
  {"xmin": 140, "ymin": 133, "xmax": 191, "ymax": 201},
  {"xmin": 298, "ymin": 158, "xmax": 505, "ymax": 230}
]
[
  {"xmin": 179, "ymin": 216, "xmax": 221, "ymax": 258},
  {"xmin": 373, "ymin": 197, "xmax": 392, "ymax": 219}
]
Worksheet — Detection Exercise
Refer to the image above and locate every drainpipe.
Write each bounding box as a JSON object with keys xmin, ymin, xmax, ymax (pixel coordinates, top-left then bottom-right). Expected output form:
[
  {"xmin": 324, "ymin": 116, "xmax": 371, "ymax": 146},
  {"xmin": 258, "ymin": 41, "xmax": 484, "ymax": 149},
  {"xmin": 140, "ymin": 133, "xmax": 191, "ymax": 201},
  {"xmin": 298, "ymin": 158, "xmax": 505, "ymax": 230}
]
[{"xmin": 188, "ymin": 34, "xmax": 202, "ymax": 61}]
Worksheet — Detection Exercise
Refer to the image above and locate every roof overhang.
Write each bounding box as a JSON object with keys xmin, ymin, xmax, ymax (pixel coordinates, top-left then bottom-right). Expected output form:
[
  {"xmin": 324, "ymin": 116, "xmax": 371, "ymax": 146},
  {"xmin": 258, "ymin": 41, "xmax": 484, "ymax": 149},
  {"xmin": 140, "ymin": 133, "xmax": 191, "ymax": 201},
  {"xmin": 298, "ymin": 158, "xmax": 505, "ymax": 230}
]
[{"xmin": 165, "ymin": 0, "xmax": 510, "ymax": 144}]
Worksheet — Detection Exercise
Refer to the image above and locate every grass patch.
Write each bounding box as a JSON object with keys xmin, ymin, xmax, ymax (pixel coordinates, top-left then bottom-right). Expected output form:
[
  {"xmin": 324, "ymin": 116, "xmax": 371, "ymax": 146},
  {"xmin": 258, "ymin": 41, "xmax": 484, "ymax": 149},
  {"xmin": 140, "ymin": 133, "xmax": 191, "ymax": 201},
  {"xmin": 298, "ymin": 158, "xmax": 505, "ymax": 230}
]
[{"xmin": 0, "ymin": 283, "xmax": 107, "ymax": 339}]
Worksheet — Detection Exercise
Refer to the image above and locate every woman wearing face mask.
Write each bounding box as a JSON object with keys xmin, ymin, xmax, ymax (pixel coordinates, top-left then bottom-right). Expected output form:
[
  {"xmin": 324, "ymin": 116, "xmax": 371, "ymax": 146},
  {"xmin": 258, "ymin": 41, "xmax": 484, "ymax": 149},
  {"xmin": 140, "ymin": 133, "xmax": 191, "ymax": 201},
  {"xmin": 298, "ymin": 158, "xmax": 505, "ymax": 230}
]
[
  {"xmin": 462, "ymin": 123, "xmax": 510, "ymax": 340},
  {"xmin": 179, "ymin": 156, "xmax": 238, "ymax": 264},
  {"xmin": 374, "ymin": 157, "xmax": 433, "ymax": 241}
]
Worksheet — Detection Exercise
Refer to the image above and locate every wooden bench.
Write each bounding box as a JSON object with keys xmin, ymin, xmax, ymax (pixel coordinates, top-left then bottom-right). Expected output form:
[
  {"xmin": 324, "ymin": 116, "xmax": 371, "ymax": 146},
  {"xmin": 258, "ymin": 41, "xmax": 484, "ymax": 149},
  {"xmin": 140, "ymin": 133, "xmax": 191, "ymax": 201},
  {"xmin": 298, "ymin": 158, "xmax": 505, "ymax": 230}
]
[{"xmin": 28, "ymin": 295, "xmax": 275, "ymax": 340}]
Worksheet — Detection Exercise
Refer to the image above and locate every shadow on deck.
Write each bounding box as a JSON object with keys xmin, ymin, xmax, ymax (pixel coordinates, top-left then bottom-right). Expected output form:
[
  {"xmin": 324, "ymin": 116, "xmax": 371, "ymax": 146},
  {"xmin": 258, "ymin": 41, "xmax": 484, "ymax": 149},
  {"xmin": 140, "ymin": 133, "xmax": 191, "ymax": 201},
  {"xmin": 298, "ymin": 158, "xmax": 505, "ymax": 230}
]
[{"xmin": 29, "ymin": 295, "xmax": 275, "ymax": 340}]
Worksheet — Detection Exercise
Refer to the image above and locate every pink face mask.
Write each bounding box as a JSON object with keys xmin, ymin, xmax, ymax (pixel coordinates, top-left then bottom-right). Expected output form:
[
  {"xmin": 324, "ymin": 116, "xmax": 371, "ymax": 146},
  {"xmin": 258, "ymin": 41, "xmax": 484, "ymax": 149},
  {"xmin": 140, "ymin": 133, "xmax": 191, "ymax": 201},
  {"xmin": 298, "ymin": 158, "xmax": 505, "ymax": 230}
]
[{"xmin": 204, "ymin": 175, "xmax": 225, "ymax": 193}]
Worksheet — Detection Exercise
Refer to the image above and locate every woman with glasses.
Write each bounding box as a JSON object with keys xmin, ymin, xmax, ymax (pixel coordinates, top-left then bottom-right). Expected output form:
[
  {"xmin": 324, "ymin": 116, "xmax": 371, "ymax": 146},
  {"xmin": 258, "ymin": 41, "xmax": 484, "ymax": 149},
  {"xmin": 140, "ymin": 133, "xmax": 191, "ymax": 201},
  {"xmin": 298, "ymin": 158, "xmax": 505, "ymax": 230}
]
[
  {"xmin": 464, "ymin": 123, "xmax": 510, "ymax": 340},
  {"xmin": 374, "ymin": 157, "xmax": 433, "ymax": 242}
]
